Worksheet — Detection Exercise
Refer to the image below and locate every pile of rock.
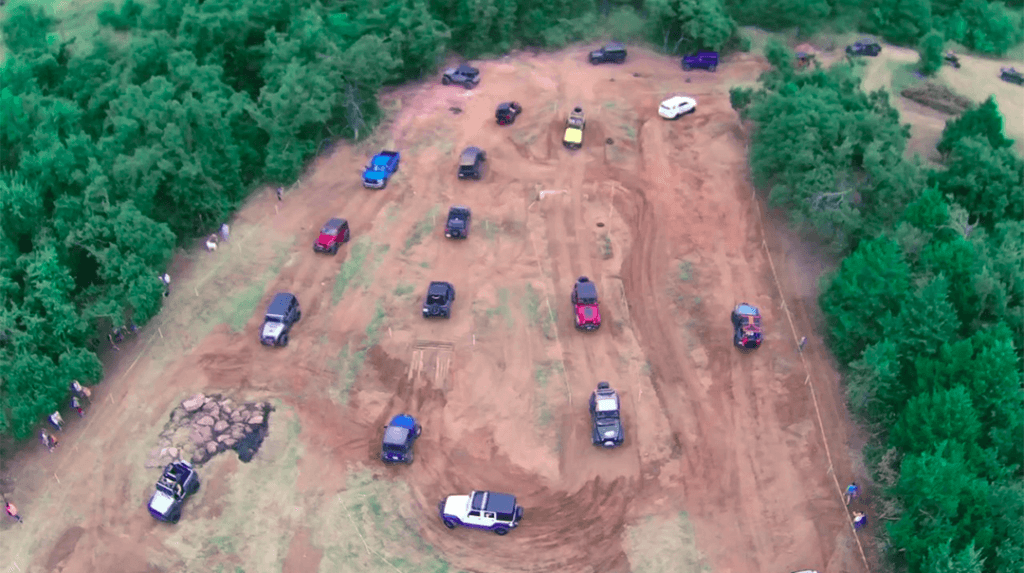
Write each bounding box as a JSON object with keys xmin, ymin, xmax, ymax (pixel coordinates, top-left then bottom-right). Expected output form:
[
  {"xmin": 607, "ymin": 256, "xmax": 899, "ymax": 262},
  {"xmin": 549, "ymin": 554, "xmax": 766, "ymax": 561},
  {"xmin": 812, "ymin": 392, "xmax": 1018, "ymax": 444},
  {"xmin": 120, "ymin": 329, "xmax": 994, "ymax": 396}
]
[{"xmin": 147, "ymin": 393, "xmax": 274, "ymax": 468}]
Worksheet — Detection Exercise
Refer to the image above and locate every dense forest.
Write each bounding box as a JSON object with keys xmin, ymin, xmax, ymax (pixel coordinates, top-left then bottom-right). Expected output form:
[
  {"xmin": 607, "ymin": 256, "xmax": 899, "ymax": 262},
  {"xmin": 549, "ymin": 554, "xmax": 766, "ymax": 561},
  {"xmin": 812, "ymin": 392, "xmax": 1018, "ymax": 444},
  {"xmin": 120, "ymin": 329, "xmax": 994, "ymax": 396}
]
[
  {"xmin": 1, "ymin": 0, "xmax": 1022, "ymax": 570},
  {"xmin": 732, "ymin": 39, "xmax": 1023, "ymax": 573}
]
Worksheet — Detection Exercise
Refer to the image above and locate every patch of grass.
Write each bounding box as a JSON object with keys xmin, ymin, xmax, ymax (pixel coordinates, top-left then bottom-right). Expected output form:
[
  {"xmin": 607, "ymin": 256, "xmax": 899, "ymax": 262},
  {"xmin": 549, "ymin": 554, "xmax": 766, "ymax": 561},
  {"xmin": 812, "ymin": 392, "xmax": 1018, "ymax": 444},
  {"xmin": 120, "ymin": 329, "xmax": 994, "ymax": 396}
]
[
  {"xmin": 534, "ymin": 364, "xmax": 551, "ymax": 388},
  {"xmin": 328, "ymin": 343, "xmax": 368, "ymax": 406},
  {"xmin": 333, "ymin": 238, "xmax": 371, "ymax": 304},
  {"xmin": 360, "ymin": 243, "xmax": 391, "ymax": 289},
  {"xmin": 311, "ymin": 470, "xmax": 453, "ymax": 573},
  {"xmin": 404, "ymin": 206, "xmax": 441, "ymax": 253},
  {"xmin": 481, "ymin": 220, "xmax": 499, "ymax": 241},
  {"xmin": 889, "ymin": 60, "xmax": 922, "ymax": 94},
  {"xmin": 623, "ymin": 512, "xmax": 708, "ymax": 573},
  {"xmin": 622, "ymin": 125, "xmax": 637, "ymax": 140},
  {"xmin": 486, "ymin": 287, "xmax": 514, "ymax": 329},
  {"xmin": 208, "ymin": 536, "xmax": 236, "ymax": 555},
  {"xmin": 603, "ymin": 101, "xmax": 619, "ymax": 110},
  {"xmin": 533, "ymin": 361, "xmax": 564, "ymax": 390},
  {"xmin": 419, "ymin": 261, "xmax": 430, "ymax": 269},
  {"xmin": 522, "ymin": 284, "xmax": 556, "ymax": 339},
  {"xmin": 677, "ymin": 260, "xmax": 694, "ymax": 282},
  {"xmin": 600, "ymin": 234, "xmax": 613, "ymax": 259},
  {"xmin": 393, "ymin": 282, "xmax": 416, "ymax": 297},
  {"xmin": 365, "ymin": 301, "xmax": 387, "ymax": 345},
  {"xmin": 223, "ymin": 242, "xmax": 292, "ymax": 332}
]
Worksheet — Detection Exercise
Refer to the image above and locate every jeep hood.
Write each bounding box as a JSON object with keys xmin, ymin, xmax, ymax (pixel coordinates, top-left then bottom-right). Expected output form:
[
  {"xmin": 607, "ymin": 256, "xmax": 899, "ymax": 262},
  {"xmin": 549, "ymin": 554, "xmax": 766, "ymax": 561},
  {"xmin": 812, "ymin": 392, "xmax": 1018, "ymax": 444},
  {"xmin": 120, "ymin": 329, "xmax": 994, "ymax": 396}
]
[
  {"xmin": 363, "ymin": 170, "xmax": 386, "ymax": 180},
  {"xmin": 596, "ymin": 419, "xmax": 623, "ymax": 440},
  {"xmin": 261, "ymin": 322, "xmax": 285, "ymax": 339},
  {"xmin": 316, "ymin": 233, "xmax": 334, "ymax": 246},
  {"xmin": 564, "ymin": 127, "xmax": 583, "ymax": 144},
  {"xmin": 443, "ymin": 495, "xmax": 469, "ymax": 517},
  {"xmin": 149, "ymin": 490, "xmax": 175, "ymax": 514},
  {"xmin": 575, "ymin": 303, "xmax": 600, "ymax": 324}
]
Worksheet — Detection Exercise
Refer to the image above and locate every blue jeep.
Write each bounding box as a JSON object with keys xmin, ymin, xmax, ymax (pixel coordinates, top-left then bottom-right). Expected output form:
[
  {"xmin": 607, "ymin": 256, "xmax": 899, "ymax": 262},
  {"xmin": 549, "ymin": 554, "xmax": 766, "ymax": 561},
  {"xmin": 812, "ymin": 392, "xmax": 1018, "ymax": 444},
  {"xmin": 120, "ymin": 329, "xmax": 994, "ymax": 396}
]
[
  {"xmin": 682, "ymin": 52, "xmax": 719, "ymax": 72},
  {"xmin": 362, "ymin": 151, "xmax": 400, "ymax": 189},
  {"xmin": 381, "ymin": 414, "xmax": 422, "ymax": 464}
]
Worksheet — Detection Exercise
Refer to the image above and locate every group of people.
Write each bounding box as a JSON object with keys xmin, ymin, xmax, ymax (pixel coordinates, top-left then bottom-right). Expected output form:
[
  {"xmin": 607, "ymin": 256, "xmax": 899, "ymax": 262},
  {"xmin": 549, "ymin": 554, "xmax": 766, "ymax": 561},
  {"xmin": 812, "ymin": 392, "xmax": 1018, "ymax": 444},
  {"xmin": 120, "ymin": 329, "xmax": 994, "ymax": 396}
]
[
  {"xmin": 38, "ymin": 381, "xmax": 93, "ymax": 453},
  {"xmin": 107, "ymin": 321, "xmax": 139, "ymax": 351},
  {"xmin": 845, "ymin": 482, "xmax": 868, "ymax": 531},
  {"xmin": 205, "ymin": 223, "xmax": 231, "ymax": 252}
]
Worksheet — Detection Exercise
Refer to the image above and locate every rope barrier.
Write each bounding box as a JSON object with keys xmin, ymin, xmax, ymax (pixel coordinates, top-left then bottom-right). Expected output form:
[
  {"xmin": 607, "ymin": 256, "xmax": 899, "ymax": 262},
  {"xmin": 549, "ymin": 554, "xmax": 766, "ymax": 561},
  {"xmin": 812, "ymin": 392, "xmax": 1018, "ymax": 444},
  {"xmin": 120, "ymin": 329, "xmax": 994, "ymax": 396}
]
[{"xmin": 748, "ymin": 176, "xmax": 871, "ymax": 572}]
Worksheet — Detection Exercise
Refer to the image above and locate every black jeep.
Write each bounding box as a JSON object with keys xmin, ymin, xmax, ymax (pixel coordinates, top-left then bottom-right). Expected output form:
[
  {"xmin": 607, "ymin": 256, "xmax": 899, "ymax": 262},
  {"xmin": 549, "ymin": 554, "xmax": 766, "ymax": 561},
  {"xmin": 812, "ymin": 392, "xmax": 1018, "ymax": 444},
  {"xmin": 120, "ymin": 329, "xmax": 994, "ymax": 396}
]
[
  {"xmin": 457, "ymin": 146, "xmax": 486, "ymax": 180},
  {"xmin": 589, "ymin": 382, "xmax": 624, "ymax": 448},
  {"xmin": 445, "ymin": 206, "xmax": 472, "ymax": 239},
  {"xmin": 442, "ymin": 64, "xmax": 480, "ymax": 88},
  {"xmin": 423, "ymin": 281, "xmax": 455, "ymax": 319},
  {"xmin": 589, "ymin": 42, "xmax": 627, "ymax": 64},
  {"xmin": 148, "ymin": 461, "xmax": 200, "ymax": 523},
  {"xmin": 260, "ymin": 292, "xmax": 301, "ymax": 347},
  {"xmin": 496, "ymin": 102, "xmax": 523, "ymax": 125}
]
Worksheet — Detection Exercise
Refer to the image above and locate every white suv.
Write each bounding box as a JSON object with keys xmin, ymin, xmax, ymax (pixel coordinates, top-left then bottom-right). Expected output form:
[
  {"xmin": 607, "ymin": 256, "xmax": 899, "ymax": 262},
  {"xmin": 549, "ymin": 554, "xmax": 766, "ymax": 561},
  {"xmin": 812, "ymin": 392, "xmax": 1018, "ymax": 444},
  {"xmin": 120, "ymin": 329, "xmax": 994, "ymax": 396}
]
[{"xmin": 658, "ymin": 96, "xmax": 697, "ymax": 119}]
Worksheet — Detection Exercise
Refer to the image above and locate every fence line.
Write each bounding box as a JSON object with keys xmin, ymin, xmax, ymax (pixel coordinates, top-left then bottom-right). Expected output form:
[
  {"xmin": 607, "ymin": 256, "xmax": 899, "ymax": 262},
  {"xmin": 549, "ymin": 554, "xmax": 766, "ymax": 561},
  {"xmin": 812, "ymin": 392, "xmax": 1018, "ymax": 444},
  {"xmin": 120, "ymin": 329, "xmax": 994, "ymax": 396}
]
[{"xmin": 747, "ymin": 181, "xmax": 871, "ymax": 572}]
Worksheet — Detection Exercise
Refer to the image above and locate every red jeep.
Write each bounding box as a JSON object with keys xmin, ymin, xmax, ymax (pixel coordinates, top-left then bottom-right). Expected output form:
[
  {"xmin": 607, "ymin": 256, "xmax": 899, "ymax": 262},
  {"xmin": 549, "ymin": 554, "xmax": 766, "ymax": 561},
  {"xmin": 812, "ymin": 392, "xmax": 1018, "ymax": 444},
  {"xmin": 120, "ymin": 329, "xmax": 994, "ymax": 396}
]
[
  {"xmin": 313, "ymin": 218, "xmax": 350, "ymax": 255},
  {"xmin": 571, "ymin": 276, "xmax": 601, "ymax": 331}
]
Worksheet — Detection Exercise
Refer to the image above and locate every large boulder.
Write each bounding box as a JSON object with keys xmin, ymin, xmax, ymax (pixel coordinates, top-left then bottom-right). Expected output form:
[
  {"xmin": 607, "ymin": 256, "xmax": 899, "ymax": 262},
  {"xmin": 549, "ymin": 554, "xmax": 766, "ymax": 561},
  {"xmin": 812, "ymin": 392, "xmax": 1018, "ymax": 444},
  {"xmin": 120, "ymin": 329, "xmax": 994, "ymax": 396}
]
[
  {"xmin": 206, "ymin": 441, "xmax": 220, "ymax": 454},
  {"xmin": 248, "ymin": 415, "xmax": 264, "ymax": 426},
  {"xmin": 182, "ymin": 394, "xmax": 206, "ymax": 413},
  {"xmin": 213, "ymin": 420, "xmax": 229, "ymax": 433},
  {"xmin": 196, "ymin": 416, "xmax": 216, "ymax": 426}
]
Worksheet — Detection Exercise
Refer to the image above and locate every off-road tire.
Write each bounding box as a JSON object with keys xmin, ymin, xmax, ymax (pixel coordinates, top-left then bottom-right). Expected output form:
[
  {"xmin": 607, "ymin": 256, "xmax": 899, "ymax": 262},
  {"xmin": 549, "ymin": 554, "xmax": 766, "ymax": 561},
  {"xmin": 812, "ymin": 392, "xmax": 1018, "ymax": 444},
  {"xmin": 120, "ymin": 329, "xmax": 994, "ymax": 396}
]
[
  {"xmin": 344, "ymin": 230, "xmax": 351, "ymax": 242},
  {"xmin": 442, "ymin": 76, "xmax": 451, "ymax": 85},
  {"xmin": 415, "ymin": 425, "xmax": 423, "ymax": 438},
  {"xmin": 709, "ymin": 64, "xmax": 717, "ymax": 72},
  {"xmin": 405, "ymin": 453, "xmax": 414, "ymax": 464},
  {"xmin": 494, "ymin": 527, "xmax": 509, "ymax": 535},
  {"xmin": 443, "ymin": 518, "xmax": 456, "ymax": 529},
  {"xmin": 464, "ymin": 82, "xmax": 474, "ymax": 89},
  {"xmin": 730, "ymin": 311, "xmax": 739, "ymax": 326},
  {"xmin": 330, "ymin": 245, "xmax": 338, "ymax": 255},
  {"xmin": 280, "ymin": 333, "xmax": 289, "ymax": 347},
  {"xmin": 682, "ymin": 62, "xmax": 691, "ymax": 71},
  {"xmin": 190, "ymin": 480, "xmax": 200, "ymax": 495},
  {"xmin": 296, "ymin": 311, "xmax": 302, "ymax": 322},
  {"xmin": 169, "ymin": 511, "xmax": 181, "ymax": 524}
]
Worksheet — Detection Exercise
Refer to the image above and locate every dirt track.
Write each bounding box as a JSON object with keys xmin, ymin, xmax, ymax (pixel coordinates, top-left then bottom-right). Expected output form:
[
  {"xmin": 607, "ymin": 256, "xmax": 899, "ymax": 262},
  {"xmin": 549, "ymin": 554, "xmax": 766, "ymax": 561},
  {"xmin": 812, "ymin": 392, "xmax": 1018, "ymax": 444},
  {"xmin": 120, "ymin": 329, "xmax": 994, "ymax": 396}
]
[{"xmin": 0, "ymin": 47, "xmax": 864, "ymax": 573}]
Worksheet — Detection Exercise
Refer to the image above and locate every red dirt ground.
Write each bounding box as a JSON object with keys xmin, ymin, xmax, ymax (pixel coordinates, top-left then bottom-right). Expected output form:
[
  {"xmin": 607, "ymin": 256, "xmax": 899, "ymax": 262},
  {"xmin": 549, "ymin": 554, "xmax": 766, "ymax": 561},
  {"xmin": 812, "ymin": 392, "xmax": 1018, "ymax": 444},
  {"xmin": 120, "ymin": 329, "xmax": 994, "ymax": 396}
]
[{"xmin": 0, "ymin": 47, "xmax": 865, "ymax": 573}]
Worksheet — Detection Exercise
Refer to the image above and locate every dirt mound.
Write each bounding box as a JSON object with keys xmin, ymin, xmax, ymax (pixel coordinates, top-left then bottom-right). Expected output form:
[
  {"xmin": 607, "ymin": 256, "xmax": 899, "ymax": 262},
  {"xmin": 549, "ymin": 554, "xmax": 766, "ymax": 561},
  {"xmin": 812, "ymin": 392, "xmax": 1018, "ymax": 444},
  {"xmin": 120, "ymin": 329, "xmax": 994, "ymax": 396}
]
[{"xmin": 900, "ymin": 81, "xmax": 971, "ymax": 115}]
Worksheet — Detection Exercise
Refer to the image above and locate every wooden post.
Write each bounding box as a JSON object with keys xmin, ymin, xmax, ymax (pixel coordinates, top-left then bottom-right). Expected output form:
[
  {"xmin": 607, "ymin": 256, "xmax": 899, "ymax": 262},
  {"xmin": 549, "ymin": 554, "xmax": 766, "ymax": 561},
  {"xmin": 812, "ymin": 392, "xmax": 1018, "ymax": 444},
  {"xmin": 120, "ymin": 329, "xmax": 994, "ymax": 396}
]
[{"xmin": 158, "ymin": 328, "xmax": 164, "ymax": 339}]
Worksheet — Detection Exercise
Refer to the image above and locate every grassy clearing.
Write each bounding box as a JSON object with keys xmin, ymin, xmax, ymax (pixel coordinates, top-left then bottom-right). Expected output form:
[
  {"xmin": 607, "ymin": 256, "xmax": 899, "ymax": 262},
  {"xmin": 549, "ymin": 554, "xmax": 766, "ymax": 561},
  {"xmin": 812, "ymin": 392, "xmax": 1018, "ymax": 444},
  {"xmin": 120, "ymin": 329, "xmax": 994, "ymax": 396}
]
[
  {"xmin": 624, "ymin": 512, "xmax": 709, "ymax": 573},
  {"xmin": 480, "ymin": 219, "xmax": 500, "ymax": 241},
  {"xmin": 532, "ymin": 361, "xmax": 564, "ymax": 429},
  {"xmin": 333, "ymin": 238, "xmax": 371, "ymax": 304},
  {"xmin": 484, "ymin": 287, "xmax": 514, "ymax": 329},
  {"xmin": 677, "ymin": 260, "xmax": 694, "ymax": 282},
  {"xmin": 523, "ymin": 285, "xmax": 557, "ymax": 339},
  {"xmin": 622, "ymin": 125, "xmax": 637, "ymax": 141},
  {"xmin": 888, "ymin": 60, "xmax": 923, "ymax": 94},
  {"xmin": 310, "ymin": 469, "xmax": 452, "ymax": 573},
  {"xmin": 403, "ymin": 206, "xmax": 441, "ymax": 253}
]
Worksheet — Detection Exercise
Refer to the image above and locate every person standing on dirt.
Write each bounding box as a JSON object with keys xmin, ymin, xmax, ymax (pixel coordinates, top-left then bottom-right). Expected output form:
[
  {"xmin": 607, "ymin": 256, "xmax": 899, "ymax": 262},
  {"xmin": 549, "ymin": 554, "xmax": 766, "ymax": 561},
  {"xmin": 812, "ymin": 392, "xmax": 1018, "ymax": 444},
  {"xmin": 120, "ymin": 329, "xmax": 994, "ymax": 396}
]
[
  {"xmin": 49, "ymin": 411, "xmax": 64, "ymax": 431},
  {"xmin": 71, "ymin": 380, "xmax": 92, "ymax": 400},
  {"xmin": 276, "ymin": 187, "xmax": 283, "ymax": 201},
  {"xmin": 107, "ymin": 331, "xmax": 120, "ymax": 351},
  {"xmin": 71, "ymin": 396, "xmax": 85, "ymax": 417},
  {"xmin": 41, "ymin": 430, "xmax": 57, "ymax": 452},
  {"xmin": 852, "ymin": 510, "xmax": 868, "ymax": 530},
  {"xmin": 160, "ymin": 272, "xmax": 171, "ymax": 297},
  {"xmin": 5, "ymin": 502, "xmax": 22, "ymax": 523},
  {"xmin": 845, "ymin": 482, "xmax": 859, "ymax": 505},
  {"xmin": 220, "ymin": 223, "xmax": 230, "ymax": 242}
]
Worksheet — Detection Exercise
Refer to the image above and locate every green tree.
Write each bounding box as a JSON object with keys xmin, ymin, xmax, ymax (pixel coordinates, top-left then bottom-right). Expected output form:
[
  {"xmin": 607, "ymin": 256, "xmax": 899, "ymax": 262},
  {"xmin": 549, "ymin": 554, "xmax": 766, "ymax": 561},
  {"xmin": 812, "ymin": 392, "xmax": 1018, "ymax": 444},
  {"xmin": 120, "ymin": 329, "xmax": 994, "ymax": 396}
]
[
  {"xmin": 820, "ymin": 236, "xmax": 911, "ymax": 364},
  {"xmin": 937, "ymin": 96, "xmax": 1015, "ymax": 158},
  {"xmin": 933, "ymin": 136, "xmax": 1024, "ymax": 227},
  {"xmin": 0, "ymin": 4, "xmax": 56, "ymax": 53},
  {"xmin": 890, "ymin": 386, "xmax": 982, "ymax": 457},
  {"xmin": 647, "ymin": 0, "xmax": 737, "ymax": 54},
  {"xmin": 868, "ymin": 0, "xmax": 934, "ymax": 45},
  {"xmin": 917, "ymin": 29, "xmax": 946, "ymax": 75}
]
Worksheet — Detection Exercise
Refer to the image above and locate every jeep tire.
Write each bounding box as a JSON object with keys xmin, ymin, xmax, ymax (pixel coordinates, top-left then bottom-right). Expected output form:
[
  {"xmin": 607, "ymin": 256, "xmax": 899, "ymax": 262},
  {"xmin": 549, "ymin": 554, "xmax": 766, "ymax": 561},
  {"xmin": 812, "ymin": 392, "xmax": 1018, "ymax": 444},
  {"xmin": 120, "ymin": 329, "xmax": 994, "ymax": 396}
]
[
  {"xmin": 443, "ymin": 518, "xmax": 456, "ymax": 529},
  {"xmin": 330, "ymin": 244, "xmax": 338, "ymax": 255},
  {"xmin": 494, "ymin": 527, "xmax": 509, "ymax": 535},
  {"xmin": 296, "ymin": 310, "xmax": 302, "ymax": 321},
  {"xmin": 405, "ymin": 453, "xmax": 414, "ymax": 464},
  {"xmin": 190, "ymin": 481, "xmax": 200, "ymax": 495},
  {"xmin": 442, "ymin": 76, "xmax": 451, "ymax": 85},
  {"xmin": 709, "ymin": 64, "xmax": 717, "ymax": 72},
  {"xmin": 280, "ymin": 333, "xmax": 289, "ymax": 347},
  {"xmin": 169, "ymin": 511, "xmax": 181, "ymax": 524},
  {"xmin": 464, "ymin": 81, "xmax": 474, "ymax": 89},
  {"xmin": 682, "ymin": 62, "xmax": 691, "ymax": 71}
]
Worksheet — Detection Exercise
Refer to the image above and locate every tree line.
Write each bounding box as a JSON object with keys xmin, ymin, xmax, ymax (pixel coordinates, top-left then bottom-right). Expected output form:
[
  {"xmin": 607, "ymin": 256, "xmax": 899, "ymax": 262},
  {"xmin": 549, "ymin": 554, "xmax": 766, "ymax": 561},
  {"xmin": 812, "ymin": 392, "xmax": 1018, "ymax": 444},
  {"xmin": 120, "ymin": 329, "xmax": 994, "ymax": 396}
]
[{"xmin": 732, "ymin": 41, "xmax": 1023, "ymax": 573}]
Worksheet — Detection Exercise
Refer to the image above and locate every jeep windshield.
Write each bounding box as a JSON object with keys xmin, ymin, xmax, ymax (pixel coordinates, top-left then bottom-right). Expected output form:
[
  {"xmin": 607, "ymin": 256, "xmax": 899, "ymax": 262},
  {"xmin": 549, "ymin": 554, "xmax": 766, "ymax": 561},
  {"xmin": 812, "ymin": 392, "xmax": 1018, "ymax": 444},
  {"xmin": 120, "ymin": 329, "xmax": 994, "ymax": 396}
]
[
  {"xmin": 426, "ymin": 294, "xmax": 447, "ymax": 304},
  {"xmin": 264, "ymin": 314, "xmax": 284, "ymax": 323},
  {"xmin": 320, "ymin": 227, "xmax": 338, "ymax": 236}
]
